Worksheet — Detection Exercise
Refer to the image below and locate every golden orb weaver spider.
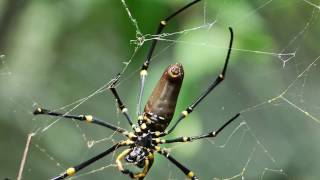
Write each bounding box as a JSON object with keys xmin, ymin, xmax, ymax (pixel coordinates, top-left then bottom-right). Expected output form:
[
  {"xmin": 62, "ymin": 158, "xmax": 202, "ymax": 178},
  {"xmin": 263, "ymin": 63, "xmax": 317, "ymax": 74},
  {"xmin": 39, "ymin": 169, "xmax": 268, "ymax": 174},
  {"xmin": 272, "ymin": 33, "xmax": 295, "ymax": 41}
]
[{"xmin": 33, "ymin": 0, "xmax": 240, "ymax": 179}]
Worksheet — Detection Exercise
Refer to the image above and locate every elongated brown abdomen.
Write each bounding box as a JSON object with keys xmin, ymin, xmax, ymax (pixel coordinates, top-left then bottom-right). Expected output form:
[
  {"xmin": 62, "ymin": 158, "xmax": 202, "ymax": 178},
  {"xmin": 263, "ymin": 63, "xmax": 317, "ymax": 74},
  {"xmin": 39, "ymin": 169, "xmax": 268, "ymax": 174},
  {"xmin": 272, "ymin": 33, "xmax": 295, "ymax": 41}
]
[{"xmin": 143, "ymin": 63, "xmax": 184, "ymax": 131}]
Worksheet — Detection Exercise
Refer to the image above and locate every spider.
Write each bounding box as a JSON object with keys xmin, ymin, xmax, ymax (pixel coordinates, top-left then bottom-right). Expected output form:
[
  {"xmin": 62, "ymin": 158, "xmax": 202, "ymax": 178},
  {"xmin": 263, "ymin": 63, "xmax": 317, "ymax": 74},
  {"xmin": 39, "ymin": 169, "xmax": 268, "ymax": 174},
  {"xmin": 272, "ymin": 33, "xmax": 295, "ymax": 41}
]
[{"xmin": 33, "ymin": 0, "xmax": 240, "ymax": 179}]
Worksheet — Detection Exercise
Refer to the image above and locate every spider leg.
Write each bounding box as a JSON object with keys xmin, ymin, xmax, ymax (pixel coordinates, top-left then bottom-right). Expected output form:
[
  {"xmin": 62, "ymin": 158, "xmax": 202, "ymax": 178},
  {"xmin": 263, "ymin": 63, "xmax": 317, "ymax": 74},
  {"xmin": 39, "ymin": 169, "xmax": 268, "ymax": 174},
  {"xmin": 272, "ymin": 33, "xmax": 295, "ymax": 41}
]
[
  {"xmin": 33, "ymin": 108, "xmax": 136, "ymax": 138},
  {"xmin": 157, "ymin": 148, "xmax": 199, "ymax": 180},
  {"xmin": 158, "ymin": 113, "xmax": 240, "ymax": 144},
  {"xmin": 132, "ymin": 154, "xmax": 154, "ymax": 180},
  {"xmin": 116, "ymin": 150, "xmax": 154, "ymax": 180},
  {"xmin": 51, "ymin": 141, "xmax": 128, "ymax": 180},
  {"xmin": 136, "ymin": 0, "xmax": 203, "ymax": 116},
  {"xmin": 116, "ymin": 149, "xmax": 132, "ymax": 176},
  {"xmin": 109, "ymin": 74, "xmax": 134, "ymax": 127},
  {"xmin": 163, "ymin": 27, "xmax": 234, "ymax": 136}
]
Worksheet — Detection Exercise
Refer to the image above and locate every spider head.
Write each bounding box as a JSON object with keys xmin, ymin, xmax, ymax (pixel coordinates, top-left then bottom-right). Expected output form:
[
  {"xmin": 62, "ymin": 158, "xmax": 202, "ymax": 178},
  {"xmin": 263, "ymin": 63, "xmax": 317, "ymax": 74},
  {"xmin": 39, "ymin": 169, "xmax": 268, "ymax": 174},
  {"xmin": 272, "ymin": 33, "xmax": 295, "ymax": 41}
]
[
  {"xmin": 125, "ymin": 147, "xmax": 148, "ymax": 168},
  {"xmin": 135, "ymin": 132, "xmax": 152, "ymax": 147}
]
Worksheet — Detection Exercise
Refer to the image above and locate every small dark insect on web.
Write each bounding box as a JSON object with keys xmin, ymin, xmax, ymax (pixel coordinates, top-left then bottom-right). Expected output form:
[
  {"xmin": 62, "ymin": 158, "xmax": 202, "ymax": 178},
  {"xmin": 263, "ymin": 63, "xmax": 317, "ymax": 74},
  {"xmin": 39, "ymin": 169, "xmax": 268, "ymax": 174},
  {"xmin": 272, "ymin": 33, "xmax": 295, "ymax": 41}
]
[{"xmin": 32, "ymin": 0, "xmax": 240, "ymax": 179}]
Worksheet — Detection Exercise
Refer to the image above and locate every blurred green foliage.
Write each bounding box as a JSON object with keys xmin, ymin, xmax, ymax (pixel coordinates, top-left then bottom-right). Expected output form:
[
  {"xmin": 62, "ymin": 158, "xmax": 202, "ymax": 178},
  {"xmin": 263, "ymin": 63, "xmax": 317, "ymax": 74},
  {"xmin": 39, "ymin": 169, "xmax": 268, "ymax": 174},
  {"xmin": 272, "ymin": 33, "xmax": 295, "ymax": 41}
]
[{"xmin": 0, "ymin": 0, "xmax": 320, "ymax": 180}]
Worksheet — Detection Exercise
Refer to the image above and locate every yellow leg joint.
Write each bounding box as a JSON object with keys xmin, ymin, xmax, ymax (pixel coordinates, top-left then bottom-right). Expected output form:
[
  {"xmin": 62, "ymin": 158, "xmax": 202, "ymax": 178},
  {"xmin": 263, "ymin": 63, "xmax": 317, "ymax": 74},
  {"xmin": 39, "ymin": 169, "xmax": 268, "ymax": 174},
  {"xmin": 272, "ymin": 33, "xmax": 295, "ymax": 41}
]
[
  {"xmin": 187, "ymin": 171, "xmax": 195, "ymax": 178},
  {"xmin": 121, "ymin": 139, "xmax": 134, "ymax": 145},
  {"xmin": 154, "ymin": 146, "xmax": 161, "ymax": 152},
  {"xmin": 140, "ymin": 123, "xmax": 147, "ymax": 130},
  {"xmin": 155, "ymin": 138, "xmax": 161, "ymax": 143},
  {"xmin": 36, "ymin": 108, "xmax": 42, "ymax": 113},
  {"xmin": 146, "ymin": 119, "xmax": 152, "ymax": 124},
  {"xmin": 121, "ymin": 108, "xmax": 128, "ymax": 113},
  {"xmin": 128, "ymin": 132, "xmax": 136, "ymax": 139},
  {"xmin": 183, "ymin": 136, "xmax": 188, "ymax": 142},
  {"xmin": 116, "ymin": 149, "xmax": 131, "ymax": 171},
  {"xmin": 66, "ymin": 167, "xmax": 76, "ymax": 176},
  {"xmin": 138, "ymin": 115, "xmax": 144, "ymax": 120},
  {"xmin": 85, "ymin": 115, "xmax": 93, "ymax": 122},
  {"xmin": 182, "ymin": 110, "xmax": 189, "ymax": 117},
  {"xmin": 135, "ymin": 127, "xmax": 142, "ymax": 133},
  {"xmin": 154, "ymin": 131, "xmax": 161, "ymax": 137},
  {"xmin": 133, "ymin": 172, "xmax": 146, "ymax": 179},
  {"xmin": 148, "ymin": 153, "xmax": 154, "ymax": 160},
  {"xmin": 140, "ymin": 69, "xmax": 148, "ymax": 76},
  {"xmin": 219, "ymin": 74, "xmax": 224, "ymax": 79}
]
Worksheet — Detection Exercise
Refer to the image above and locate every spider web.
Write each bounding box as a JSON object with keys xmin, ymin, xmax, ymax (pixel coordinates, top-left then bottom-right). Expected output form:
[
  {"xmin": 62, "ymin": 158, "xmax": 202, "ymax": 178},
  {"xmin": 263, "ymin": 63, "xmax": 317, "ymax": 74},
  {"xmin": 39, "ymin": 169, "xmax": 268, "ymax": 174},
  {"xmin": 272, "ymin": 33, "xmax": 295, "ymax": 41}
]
[{"xmin": 1, "ymin": 0, "xmax": 320, "ymax": 180}]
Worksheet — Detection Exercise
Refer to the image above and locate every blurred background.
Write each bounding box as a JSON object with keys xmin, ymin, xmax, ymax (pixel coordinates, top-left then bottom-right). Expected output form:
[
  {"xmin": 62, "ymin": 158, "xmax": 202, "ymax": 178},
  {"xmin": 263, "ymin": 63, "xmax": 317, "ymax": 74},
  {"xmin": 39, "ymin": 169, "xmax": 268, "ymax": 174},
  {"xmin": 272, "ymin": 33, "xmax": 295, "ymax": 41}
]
[{"xmin": 0, "ymin": 0, "xmax": 320, "ymax": 179}]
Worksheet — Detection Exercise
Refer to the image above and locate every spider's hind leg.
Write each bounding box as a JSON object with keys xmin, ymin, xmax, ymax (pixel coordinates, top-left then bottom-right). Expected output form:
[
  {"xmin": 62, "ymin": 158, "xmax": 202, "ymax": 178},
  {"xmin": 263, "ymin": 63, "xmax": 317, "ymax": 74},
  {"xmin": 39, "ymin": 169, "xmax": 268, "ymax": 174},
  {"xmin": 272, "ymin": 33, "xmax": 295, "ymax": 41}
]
[{"xmin": 136, "ymin": 0, "xmax": 203, "ymax": 116}]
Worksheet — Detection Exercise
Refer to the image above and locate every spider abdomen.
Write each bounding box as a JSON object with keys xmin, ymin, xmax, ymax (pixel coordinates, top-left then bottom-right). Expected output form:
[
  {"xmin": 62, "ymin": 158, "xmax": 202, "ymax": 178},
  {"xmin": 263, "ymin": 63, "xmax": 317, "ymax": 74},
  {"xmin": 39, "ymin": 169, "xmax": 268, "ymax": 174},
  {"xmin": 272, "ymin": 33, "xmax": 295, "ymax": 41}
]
[{"xmin": 143, "ymin": 63, "xmax": 184, "ymax": 131}]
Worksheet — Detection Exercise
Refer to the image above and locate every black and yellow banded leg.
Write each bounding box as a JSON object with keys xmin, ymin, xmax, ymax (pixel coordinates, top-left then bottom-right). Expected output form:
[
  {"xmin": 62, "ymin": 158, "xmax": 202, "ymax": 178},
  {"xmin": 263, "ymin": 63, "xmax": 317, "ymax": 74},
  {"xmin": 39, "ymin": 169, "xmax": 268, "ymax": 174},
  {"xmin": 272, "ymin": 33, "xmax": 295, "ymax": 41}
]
[
  {"xmin": 136, "ymin": 0, "xmax": 203, "ymax": 116},
  {"xmin": 116, "ymin": 150, "xmax": 154, "ymax": 180},
  {"xmin": 160, "ymin": 113, "xmax": 240, "ymax": 144},
  {"xmin": 109, "ymin": 75, "xmax": 134, "ymax": 126},
  {"xmin": 163, "ymin": 27, "xmax": 234, "ymax": 136},
  {"xmin": 132, "ymin": 154, "xmax": 154, "ymax": 180},
  {"xmin": 116, "ymin": 149, "xmax": 132, "ymax": 176},
  {"xmin": 51, "ymin": 142, "xmax": 126, "ymax": 180},
  {"xmin": 33, "ymin": 108, "xmax": 135, "ymax": 138},
  {"xmin": 157, "ymin": 149, "xmax": 198, "ymax": 180}
]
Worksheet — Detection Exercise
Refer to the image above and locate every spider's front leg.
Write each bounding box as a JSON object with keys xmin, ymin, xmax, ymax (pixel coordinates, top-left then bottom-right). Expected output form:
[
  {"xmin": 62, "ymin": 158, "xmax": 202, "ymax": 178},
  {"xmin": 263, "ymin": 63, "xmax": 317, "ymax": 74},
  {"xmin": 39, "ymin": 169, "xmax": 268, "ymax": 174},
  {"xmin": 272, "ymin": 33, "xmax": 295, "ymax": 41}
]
[
  {"xmin": 116, "ymin": 149, "xmax": 154, "ymax": 180},
  {"xmin": 162, "ymin": 27, "xmax": 234, "ymax": 136},
  {"xmin": 136, "ymin": 0, "xmax": 203, "ymax": 116}
]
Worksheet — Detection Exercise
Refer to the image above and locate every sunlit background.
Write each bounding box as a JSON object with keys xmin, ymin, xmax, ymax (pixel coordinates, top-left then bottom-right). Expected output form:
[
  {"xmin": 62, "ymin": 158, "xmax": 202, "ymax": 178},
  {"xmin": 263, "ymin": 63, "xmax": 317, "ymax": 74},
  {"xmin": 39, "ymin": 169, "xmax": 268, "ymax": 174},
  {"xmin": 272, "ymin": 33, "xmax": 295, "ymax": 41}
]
[{"xmin": 1, "ymin": 0, "xmax": 320, "ymax": 180}]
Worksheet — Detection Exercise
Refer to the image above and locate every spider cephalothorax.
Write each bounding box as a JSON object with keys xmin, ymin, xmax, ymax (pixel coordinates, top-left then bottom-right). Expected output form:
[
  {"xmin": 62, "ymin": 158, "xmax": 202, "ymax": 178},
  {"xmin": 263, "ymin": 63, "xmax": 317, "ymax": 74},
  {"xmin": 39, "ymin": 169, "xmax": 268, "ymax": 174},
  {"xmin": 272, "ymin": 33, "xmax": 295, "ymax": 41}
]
[
  {"xmin": 126, "ymin": 131, "xmax": 154, "ymax": 168},
  {"xmin": 134, "ymin": 132, "xmax": 153, "ymax": 147},
  {"xmin": 33, "ymin": 0, "xmax": 241, "ymax": 180}
]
